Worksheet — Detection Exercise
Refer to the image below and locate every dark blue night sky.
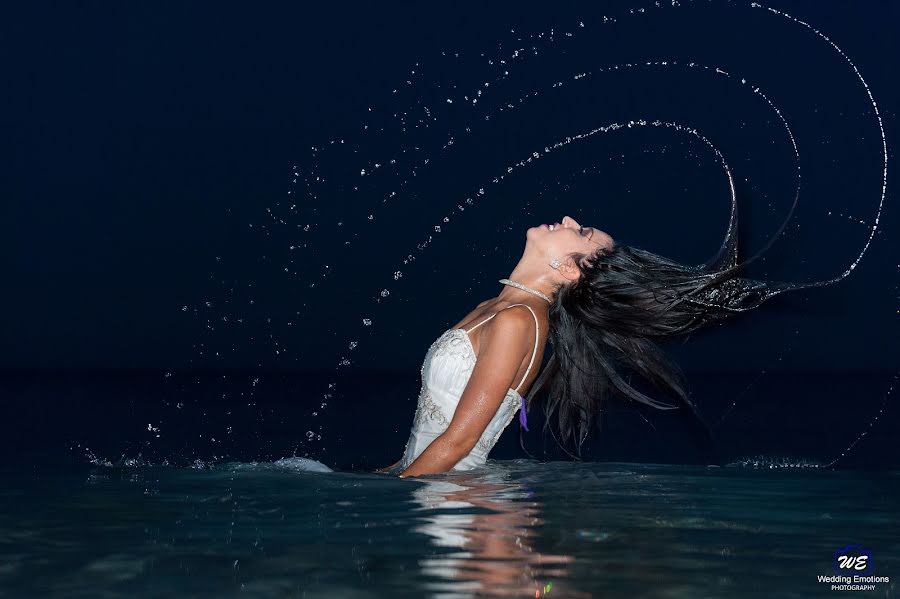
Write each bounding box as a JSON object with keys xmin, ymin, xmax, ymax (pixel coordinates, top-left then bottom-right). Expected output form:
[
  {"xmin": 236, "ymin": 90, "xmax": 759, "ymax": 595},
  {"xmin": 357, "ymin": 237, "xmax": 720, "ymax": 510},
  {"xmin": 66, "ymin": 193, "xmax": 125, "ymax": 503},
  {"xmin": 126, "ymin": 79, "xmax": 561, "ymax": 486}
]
[{"xmin": 1, "ymin": 2, "xmax": 897, "ymax": 468}]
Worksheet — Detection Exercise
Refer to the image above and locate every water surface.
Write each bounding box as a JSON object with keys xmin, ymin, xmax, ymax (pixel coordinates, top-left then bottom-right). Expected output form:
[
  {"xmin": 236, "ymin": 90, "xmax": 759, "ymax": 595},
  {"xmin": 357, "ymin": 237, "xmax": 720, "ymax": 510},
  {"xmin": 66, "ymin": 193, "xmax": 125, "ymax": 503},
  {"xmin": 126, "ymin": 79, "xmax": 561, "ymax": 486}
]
[{"xmin": 2, "ymin": 460, "xmax": 897, "ymax": 597}]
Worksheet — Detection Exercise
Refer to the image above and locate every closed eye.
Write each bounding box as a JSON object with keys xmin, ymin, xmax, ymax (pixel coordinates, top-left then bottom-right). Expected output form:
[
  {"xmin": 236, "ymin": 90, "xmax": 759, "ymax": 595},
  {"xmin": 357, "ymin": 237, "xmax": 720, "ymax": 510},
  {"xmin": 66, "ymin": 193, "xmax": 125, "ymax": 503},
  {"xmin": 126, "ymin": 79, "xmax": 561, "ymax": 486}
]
[{"xmin": 582, "ymin": 226, "xmax": 595, "ymax": 242}]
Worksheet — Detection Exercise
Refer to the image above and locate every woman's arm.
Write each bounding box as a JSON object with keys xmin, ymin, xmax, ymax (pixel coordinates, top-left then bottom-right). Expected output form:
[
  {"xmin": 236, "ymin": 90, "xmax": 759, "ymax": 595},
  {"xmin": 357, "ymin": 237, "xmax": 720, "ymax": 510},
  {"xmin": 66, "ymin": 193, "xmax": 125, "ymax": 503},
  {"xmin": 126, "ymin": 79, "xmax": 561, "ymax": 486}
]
[
  {"xmin": 398, "ymin": 433, "xmax": 474, "ymax": 477},
  {"xmin": 399, "ymin": 308, "xmax": 532, "ymax": 478}
]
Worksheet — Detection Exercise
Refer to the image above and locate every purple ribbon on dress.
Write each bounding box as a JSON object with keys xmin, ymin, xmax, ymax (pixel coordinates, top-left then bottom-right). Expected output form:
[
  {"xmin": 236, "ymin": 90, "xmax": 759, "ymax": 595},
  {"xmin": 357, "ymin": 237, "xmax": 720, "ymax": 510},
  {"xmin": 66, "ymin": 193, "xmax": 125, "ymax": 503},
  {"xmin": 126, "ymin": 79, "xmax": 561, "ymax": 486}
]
[{"xmin": 519, "ymin": 396, "xmax": 529, "ymax": 431}]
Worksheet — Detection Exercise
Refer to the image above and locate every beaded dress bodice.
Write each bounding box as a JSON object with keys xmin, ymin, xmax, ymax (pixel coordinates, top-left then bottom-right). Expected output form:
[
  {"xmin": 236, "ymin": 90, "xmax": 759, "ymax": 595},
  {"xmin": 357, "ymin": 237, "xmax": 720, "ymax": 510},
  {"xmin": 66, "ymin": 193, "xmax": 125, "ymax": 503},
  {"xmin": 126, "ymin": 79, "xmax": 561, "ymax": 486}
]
[{"xmin": 395, "ymin": 303, "xmax": 541, "ymax": 472}]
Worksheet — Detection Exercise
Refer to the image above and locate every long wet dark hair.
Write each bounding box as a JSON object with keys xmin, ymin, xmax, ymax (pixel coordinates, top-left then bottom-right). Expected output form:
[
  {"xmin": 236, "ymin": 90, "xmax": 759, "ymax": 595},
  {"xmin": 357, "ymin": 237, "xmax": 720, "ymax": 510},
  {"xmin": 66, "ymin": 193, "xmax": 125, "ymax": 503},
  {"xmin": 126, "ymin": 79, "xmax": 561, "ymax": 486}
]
[{"xmin": 520, "ymin": 199, "xmax": 843, "ymax": 460}]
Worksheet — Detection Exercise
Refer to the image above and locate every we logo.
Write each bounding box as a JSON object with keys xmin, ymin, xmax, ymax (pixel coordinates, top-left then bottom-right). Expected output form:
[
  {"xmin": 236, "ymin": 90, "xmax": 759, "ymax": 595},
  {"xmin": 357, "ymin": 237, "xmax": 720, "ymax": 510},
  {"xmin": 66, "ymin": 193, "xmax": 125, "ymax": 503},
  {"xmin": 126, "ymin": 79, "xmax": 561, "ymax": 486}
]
[{"xmin": 834, "ymin": 545, "xmax": 872, "ymax": 572}]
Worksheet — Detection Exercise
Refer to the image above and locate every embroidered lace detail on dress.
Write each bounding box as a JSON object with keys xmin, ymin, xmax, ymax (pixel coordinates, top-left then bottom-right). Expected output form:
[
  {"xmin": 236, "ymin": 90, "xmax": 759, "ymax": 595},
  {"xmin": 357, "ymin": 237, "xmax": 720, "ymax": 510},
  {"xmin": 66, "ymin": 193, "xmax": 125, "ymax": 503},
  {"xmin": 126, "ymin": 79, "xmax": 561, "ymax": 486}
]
[
  {"xmin": 414, "ymin": 386, "xmax": 449, "ymax": 429},
  {"xmin": 419, "ymin": 329, "xmax": 475, "ymax": 382},
  {"xmin": 409, "ymin": 329, "xmax": 476, "ymax": 432},
  {"xmin": 433, "ymin": 329, "xmax": 477, "ymax": 366}
]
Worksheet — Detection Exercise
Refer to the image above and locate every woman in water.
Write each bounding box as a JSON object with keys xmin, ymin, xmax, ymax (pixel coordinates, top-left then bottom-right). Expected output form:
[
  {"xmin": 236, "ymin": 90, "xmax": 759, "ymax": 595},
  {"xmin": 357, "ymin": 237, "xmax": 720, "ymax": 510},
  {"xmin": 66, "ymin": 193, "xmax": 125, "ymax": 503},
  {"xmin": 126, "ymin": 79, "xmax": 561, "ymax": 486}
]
[{"xmin": 378, "ymin": 213, "xmax": 799, "ymax": 478}]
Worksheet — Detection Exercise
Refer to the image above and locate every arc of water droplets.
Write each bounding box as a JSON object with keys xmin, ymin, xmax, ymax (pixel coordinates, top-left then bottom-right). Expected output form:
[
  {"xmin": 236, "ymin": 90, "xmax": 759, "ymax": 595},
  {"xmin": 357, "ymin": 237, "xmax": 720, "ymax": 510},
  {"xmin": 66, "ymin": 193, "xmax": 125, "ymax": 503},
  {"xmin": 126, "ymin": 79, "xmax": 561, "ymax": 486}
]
[
  {"xmin": 286, "ymin": 0, "xmax": 885, "ymax": 279},
  {"xmin": 487, "ymin": 55, "xmax": 886, "ymax": 238},
  {"xmin": 749, "ymin": 1, "xmax": 888, "ymax": 264},
  {"xmin": 304, "ymin": 42, "xmax": 876, "ymax": 300},
  {"xmin": 276, "ymin": 7, "xmax": 778, "ymax": 293},
  {"xmin": 363, "ymin": 0, "xmax": 887, "ymax": 282}
]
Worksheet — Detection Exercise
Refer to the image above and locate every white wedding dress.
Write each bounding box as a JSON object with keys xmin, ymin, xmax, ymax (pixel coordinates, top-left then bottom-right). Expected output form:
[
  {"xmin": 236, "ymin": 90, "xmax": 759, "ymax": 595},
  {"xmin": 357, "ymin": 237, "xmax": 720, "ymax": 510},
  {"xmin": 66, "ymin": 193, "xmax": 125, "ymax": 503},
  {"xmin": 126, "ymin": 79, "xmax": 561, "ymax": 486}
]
[{"xmin": 385, "ymin": 303, "xmax": 541, "ymax": 474}]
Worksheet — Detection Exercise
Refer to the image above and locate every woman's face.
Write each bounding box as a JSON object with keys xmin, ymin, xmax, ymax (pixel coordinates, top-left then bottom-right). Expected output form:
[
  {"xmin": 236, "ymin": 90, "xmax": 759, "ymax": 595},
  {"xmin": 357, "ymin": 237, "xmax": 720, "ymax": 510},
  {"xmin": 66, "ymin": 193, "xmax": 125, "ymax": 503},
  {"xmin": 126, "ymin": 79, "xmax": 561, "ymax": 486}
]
[{"xmin": 528, "ymin": 215, "xmax": 614, "ymax": 260}]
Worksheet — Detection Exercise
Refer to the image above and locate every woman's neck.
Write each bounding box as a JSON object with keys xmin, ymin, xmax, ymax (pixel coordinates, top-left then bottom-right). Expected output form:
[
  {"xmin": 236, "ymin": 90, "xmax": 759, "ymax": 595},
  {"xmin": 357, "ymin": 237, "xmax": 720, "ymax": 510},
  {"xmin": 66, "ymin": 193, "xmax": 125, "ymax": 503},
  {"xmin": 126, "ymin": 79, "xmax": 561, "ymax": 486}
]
[{"xmin": 497, "ymin": 263, "xmax": 556, "ymax": 304}]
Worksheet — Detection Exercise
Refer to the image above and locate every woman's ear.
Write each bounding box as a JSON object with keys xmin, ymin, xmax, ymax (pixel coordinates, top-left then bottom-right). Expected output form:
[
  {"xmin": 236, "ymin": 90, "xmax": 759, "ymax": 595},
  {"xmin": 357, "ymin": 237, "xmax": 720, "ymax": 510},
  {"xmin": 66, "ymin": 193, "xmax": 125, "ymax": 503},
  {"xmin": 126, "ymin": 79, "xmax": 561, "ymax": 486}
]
[{"xmin": 559, "ymin": 256, "xmax": 583, "ymax": 282}]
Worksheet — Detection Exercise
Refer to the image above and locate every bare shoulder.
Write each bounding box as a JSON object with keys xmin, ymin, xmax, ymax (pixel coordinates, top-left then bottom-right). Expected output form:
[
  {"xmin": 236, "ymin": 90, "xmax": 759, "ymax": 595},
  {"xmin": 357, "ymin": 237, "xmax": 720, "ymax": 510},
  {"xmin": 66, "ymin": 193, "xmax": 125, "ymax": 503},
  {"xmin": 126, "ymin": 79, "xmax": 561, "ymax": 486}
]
[
  {"xmin": 481, "ymin": 305, "xmax": 535, "ymax": 349},
  {"xmin": 498, "ymin": 303, "xmax": 543, "ymax": 329}
]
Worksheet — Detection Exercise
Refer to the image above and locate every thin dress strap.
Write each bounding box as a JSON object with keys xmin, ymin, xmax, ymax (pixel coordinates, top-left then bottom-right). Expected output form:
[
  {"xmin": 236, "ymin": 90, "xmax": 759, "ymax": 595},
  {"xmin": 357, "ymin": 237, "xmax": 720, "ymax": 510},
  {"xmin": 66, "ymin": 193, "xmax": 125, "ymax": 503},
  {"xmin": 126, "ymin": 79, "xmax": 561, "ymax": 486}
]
[{"xmin": 464, "ymin": 303, "xmax": 540, "ymax": 393}]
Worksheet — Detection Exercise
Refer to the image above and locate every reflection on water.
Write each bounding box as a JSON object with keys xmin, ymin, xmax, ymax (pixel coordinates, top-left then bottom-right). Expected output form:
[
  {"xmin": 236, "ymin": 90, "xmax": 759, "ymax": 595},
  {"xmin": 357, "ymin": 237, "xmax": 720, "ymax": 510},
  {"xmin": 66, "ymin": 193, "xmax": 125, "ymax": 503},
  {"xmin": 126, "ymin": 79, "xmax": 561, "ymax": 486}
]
[{"xmin": 410, "ymin": 473, "xmax": 585, "ymax": 597}]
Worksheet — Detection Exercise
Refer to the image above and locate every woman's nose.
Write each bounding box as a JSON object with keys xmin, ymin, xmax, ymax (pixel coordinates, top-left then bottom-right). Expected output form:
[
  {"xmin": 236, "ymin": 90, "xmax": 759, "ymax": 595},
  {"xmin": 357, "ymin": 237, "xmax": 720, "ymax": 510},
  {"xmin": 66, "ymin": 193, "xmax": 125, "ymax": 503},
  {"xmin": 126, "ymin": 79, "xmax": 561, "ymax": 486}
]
[{"xmin": 561, "ymin": 215, "xmax": 577, "ymax": 228}]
